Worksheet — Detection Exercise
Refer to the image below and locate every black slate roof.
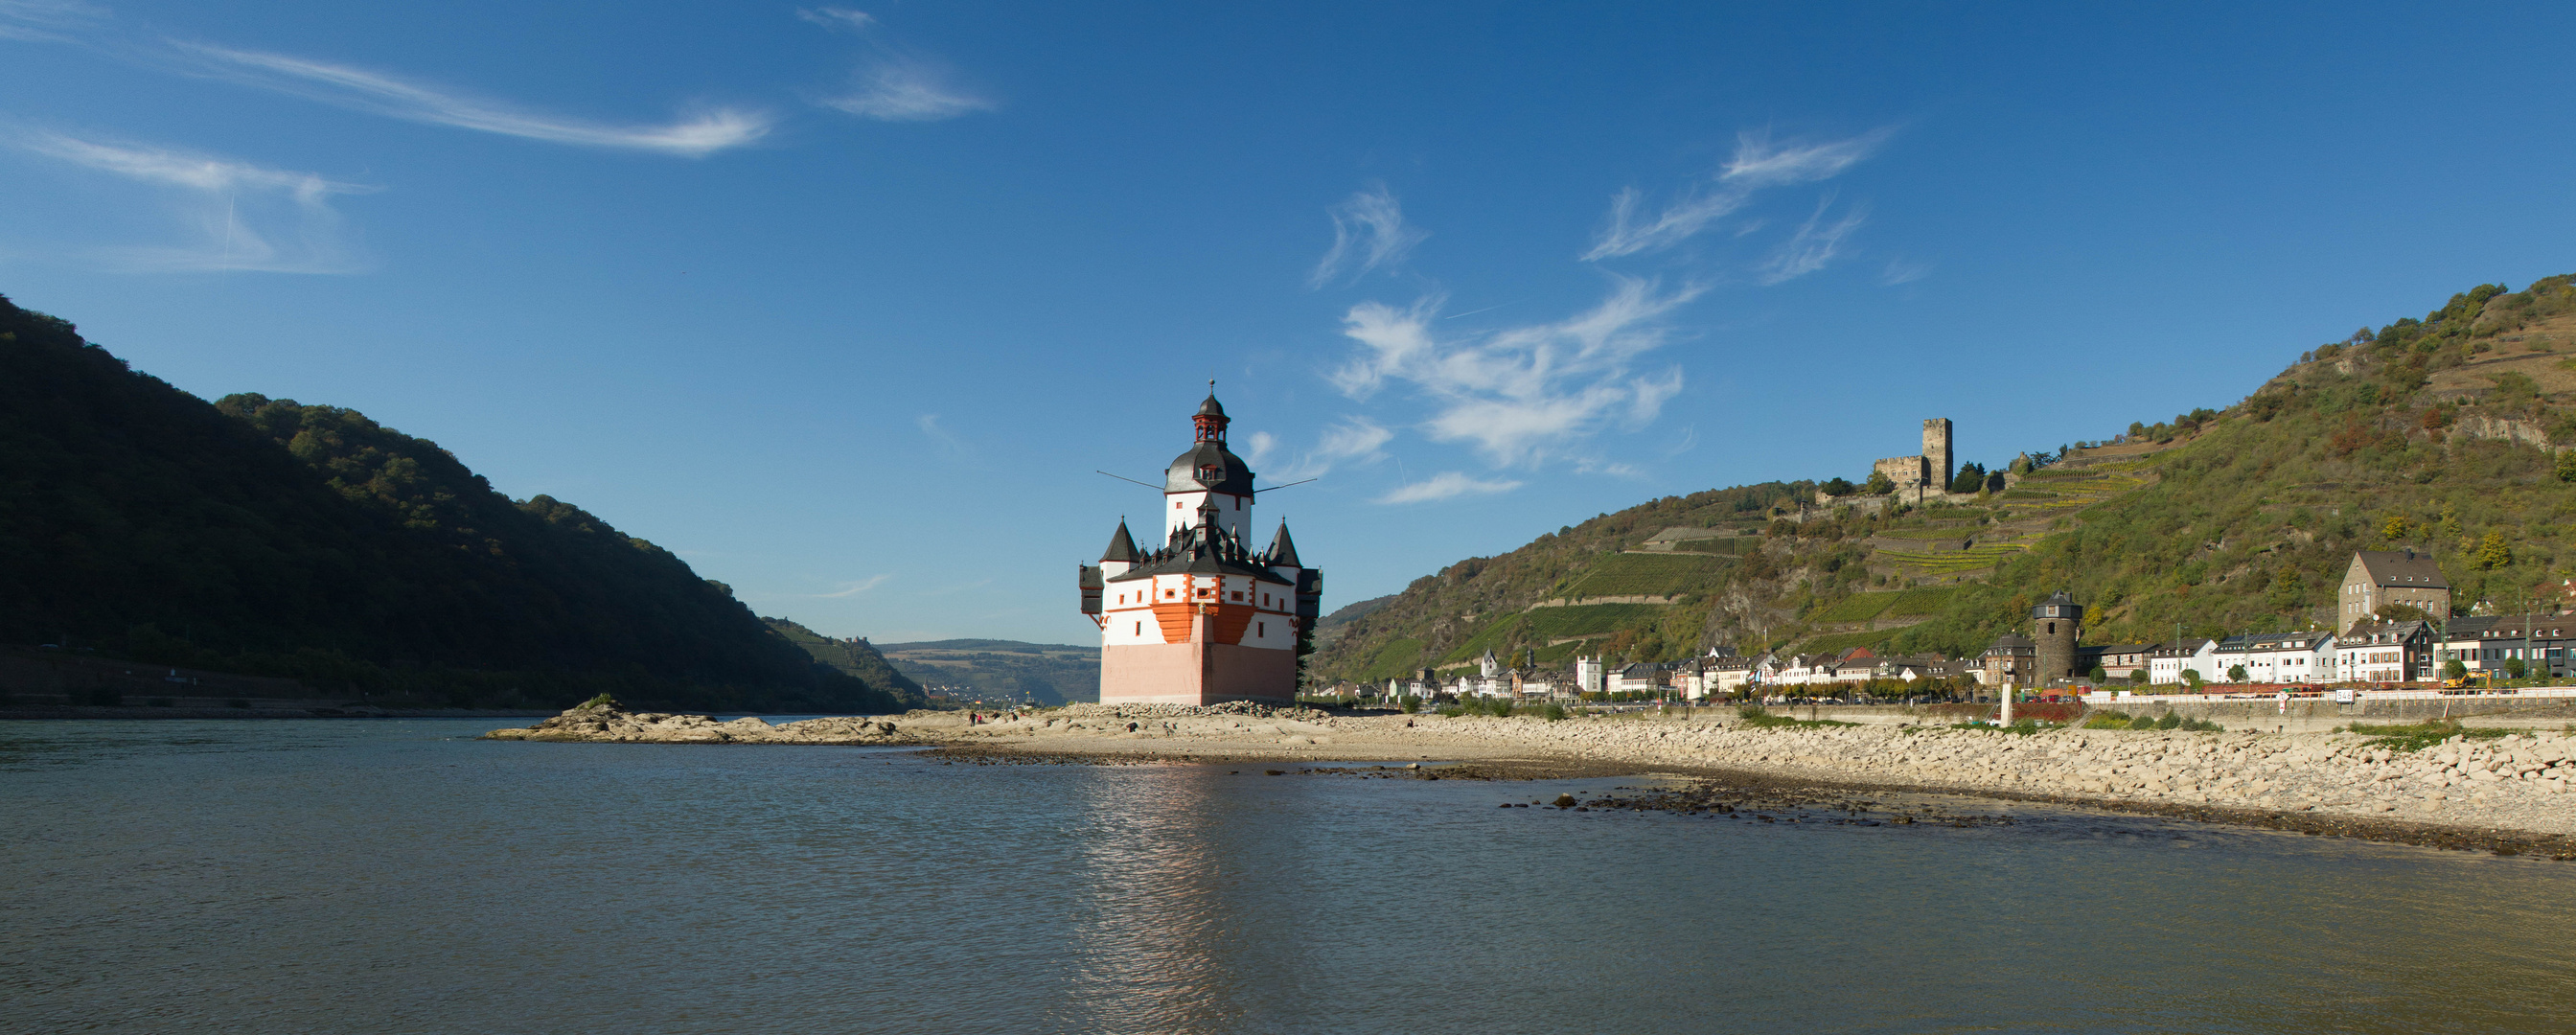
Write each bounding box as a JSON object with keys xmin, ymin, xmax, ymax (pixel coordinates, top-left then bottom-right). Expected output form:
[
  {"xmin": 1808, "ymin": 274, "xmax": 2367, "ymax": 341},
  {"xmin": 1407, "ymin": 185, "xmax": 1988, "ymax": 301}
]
[
  {"xmin": 1165, "ymin": 441, "xmax": 1255, "ymax": 495},
  {"xmin": 1100, "ymin": 519, "xmax": 1140, "ymax": 564},
  {"xmin": 1264, "ymin": 520, "xmax": 1302, "ymax": 568},
  {"xmin": 1105, "ymin": 504, "xmax": 1293, "ymax": 586}
]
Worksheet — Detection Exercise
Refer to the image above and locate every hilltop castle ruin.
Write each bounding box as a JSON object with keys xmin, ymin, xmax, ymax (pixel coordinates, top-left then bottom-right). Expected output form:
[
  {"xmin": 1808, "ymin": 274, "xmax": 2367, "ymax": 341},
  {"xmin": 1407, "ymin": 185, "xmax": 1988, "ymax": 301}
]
[{"xmin": 1872, "ymin": 418, "xmax": 1954, "ymax": 504}]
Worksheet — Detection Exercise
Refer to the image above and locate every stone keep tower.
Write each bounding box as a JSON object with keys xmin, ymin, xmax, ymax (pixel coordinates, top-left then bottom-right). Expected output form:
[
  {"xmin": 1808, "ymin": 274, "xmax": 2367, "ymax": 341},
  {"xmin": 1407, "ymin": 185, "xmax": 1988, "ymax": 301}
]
[
  {"xmin": 2031, "ymin": 589, "xmax": 2082, "ymax": 685},
  {"xmin": 1921, "ymin": 418, "xmax": 1954, "ymax": 494}
]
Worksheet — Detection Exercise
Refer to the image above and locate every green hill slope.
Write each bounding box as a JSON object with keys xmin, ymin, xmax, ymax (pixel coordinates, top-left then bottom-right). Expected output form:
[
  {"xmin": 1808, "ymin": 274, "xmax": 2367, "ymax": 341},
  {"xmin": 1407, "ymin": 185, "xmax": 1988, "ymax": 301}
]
[
  {"xmin": 1312, "ymin": 274, "xmax": 2576, "ymax": 681},
  {"xmin": 0, "ymin": 292, "xmax": 910, "ymax": 713},
  {"xmin": 874, "ymin": 639, "xmax": 1100, "ymax": 704},
  {"xmin": 763, "ymin": 619, "xmax": 928, "ymax": 707}
]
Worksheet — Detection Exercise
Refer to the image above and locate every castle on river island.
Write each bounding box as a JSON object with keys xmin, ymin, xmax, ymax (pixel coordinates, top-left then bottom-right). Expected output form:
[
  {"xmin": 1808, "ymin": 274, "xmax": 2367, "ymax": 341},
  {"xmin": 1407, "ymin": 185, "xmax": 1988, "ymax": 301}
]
[{"xmin": 1078, "ymin": 390, "xmax": 1322, "ymax": 704}]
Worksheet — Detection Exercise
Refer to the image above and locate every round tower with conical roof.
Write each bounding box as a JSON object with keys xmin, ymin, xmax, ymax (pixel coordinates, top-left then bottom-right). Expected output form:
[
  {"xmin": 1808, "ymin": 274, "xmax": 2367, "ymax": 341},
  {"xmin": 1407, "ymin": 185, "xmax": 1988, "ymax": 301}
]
[{"xmin": 2031, "ymin": 589, "xmax": 2082, "ymax": 685}]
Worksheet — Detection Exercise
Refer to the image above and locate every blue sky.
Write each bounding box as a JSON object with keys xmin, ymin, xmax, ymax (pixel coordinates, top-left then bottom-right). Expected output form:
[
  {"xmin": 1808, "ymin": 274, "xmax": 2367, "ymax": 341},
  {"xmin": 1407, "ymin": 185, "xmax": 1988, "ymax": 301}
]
[{"xmin": 7, "ymin": 2, "xmax": 2576, "ymax": 645}]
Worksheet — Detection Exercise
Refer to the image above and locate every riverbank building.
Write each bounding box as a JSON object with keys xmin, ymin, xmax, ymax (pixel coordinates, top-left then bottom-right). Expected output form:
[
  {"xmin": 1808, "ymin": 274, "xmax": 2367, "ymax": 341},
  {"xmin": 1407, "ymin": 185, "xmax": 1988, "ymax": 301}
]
[{"xmin": 1077, "ymin": 390, "xmax": 1322, "ymax": 704}]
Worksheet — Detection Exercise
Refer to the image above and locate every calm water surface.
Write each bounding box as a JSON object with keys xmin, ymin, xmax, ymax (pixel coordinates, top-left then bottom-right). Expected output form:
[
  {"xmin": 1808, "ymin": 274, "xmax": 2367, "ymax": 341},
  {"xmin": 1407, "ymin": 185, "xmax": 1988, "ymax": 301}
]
[{"xmin": 4, "ymin": 719, "xmax": 2573, "ymax": 1034}]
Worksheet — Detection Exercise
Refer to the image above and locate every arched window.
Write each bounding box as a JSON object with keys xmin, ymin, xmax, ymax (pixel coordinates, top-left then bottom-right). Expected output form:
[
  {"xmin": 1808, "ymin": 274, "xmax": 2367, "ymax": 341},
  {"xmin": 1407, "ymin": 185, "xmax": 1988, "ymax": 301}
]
[{"xmin": 2046, "ymin": 621, "xmax": 2056, "ymax": 634}]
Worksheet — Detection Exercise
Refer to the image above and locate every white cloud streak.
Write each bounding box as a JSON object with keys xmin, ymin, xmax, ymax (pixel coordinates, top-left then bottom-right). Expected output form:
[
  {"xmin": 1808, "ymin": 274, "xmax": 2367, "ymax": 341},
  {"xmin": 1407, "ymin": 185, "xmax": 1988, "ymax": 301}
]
[
  {"xmin": 1376, "ymin": 472, "xmax": 1522, "ymax": 505},
  {"xmin": 1308, "ymin": 183, "xmax": 1427, "ymax": 288},
  {"xmin": 813, "ymin": 574, "xmax": 891, "ymax": 598},
  {"xmin": 799, "ymin": 9, "xmax": 995, "ymax": 123},
  {"xmin": 0, "ymin": 0, "xmax": 104, "ymax": 40},
  {"xmin": 1881, "ymin": 258, "xmax": 1932, "ymax": 286},
  {"xmin": 796, "ymin": 7, "xmax": 876, "ymax": 32},
  {"xmin": 1582, "ymin": 127, "xmax": 1889, "ymax": 261},
  {"xmin": 1758, "ymin": 196, "xmax": 1868, "ymax": 286},
  {"xmin": 917, "ymin": 413, "xmax": 970, "ymax": 456},
  {"xmin": 1263, "ymin": 416, "xmax": 1393, "ymax": 481},
  {"xmin": 1330, "ymin": 278, "xmax": 1698, "ymax": 467},
  {"xmin": 818, "ymin": 59, "xmax": 994, "ymax": 122},
  {"xmin": 167, "ymin": 41, "xmax": 771, "ymax": 156},
  {"xmin": 8, "ymin": 128, "xmax": 375, "ymax": 273}
]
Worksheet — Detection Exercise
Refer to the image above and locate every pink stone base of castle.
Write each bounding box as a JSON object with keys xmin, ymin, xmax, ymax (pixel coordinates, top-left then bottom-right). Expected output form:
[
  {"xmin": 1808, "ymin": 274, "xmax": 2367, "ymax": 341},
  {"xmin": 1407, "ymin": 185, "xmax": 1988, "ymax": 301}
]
[{"xmin": 1099, "ymin": 642, "xmax": 1298, "ymax": 705}]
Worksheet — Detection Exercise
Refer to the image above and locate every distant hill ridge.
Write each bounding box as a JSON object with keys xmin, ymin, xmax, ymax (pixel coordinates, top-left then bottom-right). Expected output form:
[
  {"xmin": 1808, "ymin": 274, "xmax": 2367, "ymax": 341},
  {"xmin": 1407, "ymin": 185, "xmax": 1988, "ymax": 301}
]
[
  {"xmin": 875, "ymin": 639, "xmax": 1100, "ymax": 705},
  {"xmin": 0, "ymin": 292, "xmax": 915, "ymax": 713},
  {"xmin": 1313, "ymin": 274, "xmax": 2576, "ymax": 682}
]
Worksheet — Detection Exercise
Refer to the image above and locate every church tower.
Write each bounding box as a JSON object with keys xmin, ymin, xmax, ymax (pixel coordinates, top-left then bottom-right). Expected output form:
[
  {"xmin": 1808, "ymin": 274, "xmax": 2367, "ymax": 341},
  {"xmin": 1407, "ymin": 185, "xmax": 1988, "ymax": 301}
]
[{"xmin": 1077, "ymin": 389, "xmax": 1322, "ymax": 704}]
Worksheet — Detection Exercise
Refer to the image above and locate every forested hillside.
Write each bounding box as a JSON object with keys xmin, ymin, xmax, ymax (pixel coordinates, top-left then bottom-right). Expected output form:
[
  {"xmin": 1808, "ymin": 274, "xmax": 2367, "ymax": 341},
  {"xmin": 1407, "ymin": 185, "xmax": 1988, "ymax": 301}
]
[
  {"xmin": 0, "ymin": 292, "xmax": 910, "ymax": 713},
  {"xmin": 1313, "ymin": 275, "xmax": 2576, "ymax": 682},
  {"xmin": 874, "ymin": 639, "xmax": 1100, "ymax": 705},
  {"xmin": 764, "ymin": 618, "xmax": 927, "ymax": 705}
]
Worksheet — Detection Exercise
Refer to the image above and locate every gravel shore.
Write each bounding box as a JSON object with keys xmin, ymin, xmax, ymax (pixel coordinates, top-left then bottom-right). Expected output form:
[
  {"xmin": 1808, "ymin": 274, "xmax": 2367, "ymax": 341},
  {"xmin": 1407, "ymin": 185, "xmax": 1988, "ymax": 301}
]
[{"xmin": 485, "ymin": 701, "xmax": 2576, "ymax": 851}]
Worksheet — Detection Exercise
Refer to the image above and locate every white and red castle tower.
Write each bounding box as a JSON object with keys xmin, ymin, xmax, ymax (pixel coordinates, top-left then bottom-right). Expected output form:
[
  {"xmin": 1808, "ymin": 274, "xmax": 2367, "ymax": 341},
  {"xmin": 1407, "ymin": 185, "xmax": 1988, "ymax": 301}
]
[{"xmin": 1078, "ymin": 390, "xmax": 1321, "ymax": 704}]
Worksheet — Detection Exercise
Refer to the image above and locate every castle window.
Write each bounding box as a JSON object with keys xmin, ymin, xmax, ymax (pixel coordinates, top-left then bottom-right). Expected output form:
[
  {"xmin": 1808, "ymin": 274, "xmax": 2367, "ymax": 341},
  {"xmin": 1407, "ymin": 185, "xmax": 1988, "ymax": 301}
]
[
  {"xmin": 1258, "ymin": 621, "xmax": 1266, "ymax": 637},
  {"xmin": 1134, "ymin": 621, "xmax": 1141, "ymax": 635}
]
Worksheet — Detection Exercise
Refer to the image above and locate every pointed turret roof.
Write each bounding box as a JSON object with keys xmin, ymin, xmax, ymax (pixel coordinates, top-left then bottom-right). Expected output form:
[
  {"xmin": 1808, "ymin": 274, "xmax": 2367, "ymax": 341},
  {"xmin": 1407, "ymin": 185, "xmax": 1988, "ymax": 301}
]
[
  {"xmin": 1101, "ymin": 519, "xmax": 1139, "ymax": 564},
  {"xmin": 1264, "ymin": 519, "xmax": 1303, "ymax": 567}
]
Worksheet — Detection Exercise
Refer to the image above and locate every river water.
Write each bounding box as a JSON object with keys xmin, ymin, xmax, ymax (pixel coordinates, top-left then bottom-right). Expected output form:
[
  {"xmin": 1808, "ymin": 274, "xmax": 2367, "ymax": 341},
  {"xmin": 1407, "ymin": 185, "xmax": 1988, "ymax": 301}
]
[{"xmin": 5, "ymin": 719, "xmax": 2572, "ymax": 1034}]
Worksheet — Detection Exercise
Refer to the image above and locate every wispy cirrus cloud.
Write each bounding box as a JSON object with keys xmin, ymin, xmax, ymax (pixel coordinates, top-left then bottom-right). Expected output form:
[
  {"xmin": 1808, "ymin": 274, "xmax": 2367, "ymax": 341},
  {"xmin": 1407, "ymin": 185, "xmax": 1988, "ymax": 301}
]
[
  {"xmin": 1376, "ymin": 472, "xmax": 1522, "ymax": 505},
  {"xmin": 820, "ymin": 60, "xmax": 994, "ymax": 122},
  {"xmin": 7, "ymin": 127, "xmax": 375, "ymax": 273},
  {"xmin": 165, "ymin": 40, "xmax": 771, "ymax": 155},
  {"xmin": 1582, "ymin": 127, "xmax": 1889, "ymax": 262},
  {"xmin": 1259, "ymin": 416, "xmax": 1394, "ymax": 481},
  {"xmin": 796, "ymin": 7, "xmax": 876, "ymax": 32},
  {"xmin": 917, "ymin": 413, "xmax": 971, "ymax": 456},
  {"xmin": 812, "ymin": 574, "xmax": 891, "ymax": 598},
  {"xmin": 799, "ymin": 8, "xmax": 995, "ymax": 123},
  {"xmin": 0, "ymin": 0, "xmax": 104, "ymax": 41},
  {"xmin": 1330, "ymin": 277, "xmax": 1698, "ymax": 468},
  {"xmin": 1758, "ymin": 195, "xmax": 1869, "ymax": 286},
  {"xmin": 1308, "ymin": 183, "xmax": 1427, "ymax": 288}
]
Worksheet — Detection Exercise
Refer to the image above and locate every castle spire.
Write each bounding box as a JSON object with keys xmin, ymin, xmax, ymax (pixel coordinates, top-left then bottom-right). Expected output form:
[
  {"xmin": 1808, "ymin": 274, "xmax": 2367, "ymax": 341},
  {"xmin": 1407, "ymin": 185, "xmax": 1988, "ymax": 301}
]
[
  {"xmin": 1193, "ymin": 386, "xmax": 1230, "ymax": 444},
  {"xmin": 1100, "ymin": 518, "xmax": 1139, "ymax": 564},
  {"xmin": 1264, "ymin": 519, "xmax": 1302, "ymax": 567}
]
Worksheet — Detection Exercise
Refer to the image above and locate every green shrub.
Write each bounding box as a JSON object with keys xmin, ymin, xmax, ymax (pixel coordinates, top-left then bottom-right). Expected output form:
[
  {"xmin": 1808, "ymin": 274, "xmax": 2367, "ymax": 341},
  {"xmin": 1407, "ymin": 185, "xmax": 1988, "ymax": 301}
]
[
  {"xmin": 1399, "ymin": 695, "xmax": 1422, "ymax": 714},
  {"xmin": 1736, "ymin": 704, "xmax": 1857, "ymax": 729},
  {"xmin": 1542, "ymin": 702, "xmax": 1569, "ymax": 722},
  {"xmin": 2082, "ymin": 709, "xmax": 2133, "ymax": 729},
  {"xmin": 2350, "ymin": 719, "xmax": 2506, "ymax": 752},
  {"xmin": 2155, "ymin": 712, "xmax": 2183, "ymax": 730}
]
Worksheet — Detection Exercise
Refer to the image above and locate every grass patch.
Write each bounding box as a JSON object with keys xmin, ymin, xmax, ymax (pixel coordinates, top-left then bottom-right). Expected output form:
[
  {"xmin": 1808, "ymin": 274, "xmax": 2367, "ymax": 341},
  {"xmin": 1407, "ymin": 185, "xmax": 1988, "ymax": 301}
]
[
  {"xmin": 1531, "ymin": 640, "xmax": 1587, "ymax": 663},
  {"xmin": 1793, "ymin": 628, "xmax": 1898, "ymax": 656},
  {"xmin": 1735, "ymin": 704, "xmax": 1857, "ymax": 729},
  {"xmin": 1812, "ymin": 591, "xmax": 1901, "ymax": 623},
  {"xmin": 2084, "ymin": 709, "xmax": 2221, "ymax": 731},
  {"xmin": 2345, "ymin": 719, "xmax": 2507, "ymax": 753},
  {"xmin": 1358, "ymin": 637, "xmax": 1426, "ymax": 680},
  {"xmin": 1873, "ymin": 527, "xmax": 1975, "ymax": 540},
  {"xmin": 1561, "ymin": 552, "xmax": 1729, "ymax": 597},
  {"xmin": 1880, "ymin": 544, "xmax": 2029, "ymax": 573},
  {"xmin": 1670, "ymin": 537, "xmax": 1753, "ymax": 554},
  {"xmin": 1883, "ymin": 586, "xmax": 1958, "ymax": 617},
  {"xmin": 1439, "ymin": 613, "xmax": 1528, "ymax": 664},
  {"xmin": 1527, "ymin": 603, "xmax": 1666, "ymax": 639}
]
